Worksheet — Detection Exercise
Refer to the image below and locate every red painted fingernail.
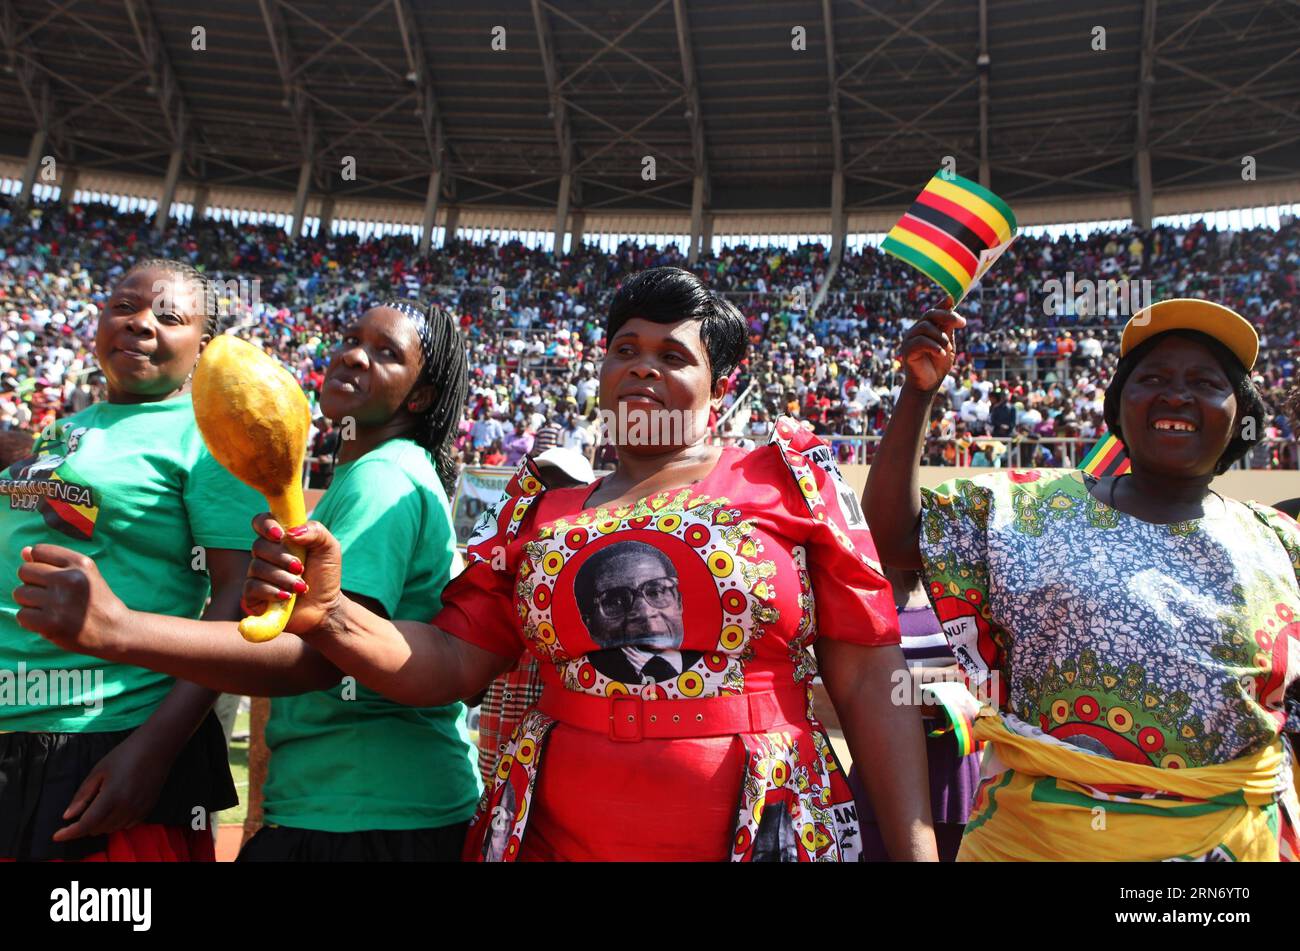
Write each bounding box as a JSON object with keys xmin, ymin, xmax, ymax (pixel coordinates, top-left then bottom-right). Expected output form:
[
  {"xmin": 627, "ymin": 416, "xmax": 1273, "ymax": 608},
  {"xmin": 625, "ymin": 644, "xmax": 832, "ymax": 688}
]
[
  {"xmin": 289, "ymin": 559, "xmax": 303, "ymax": 574},
  {"xmin": 269, "ymin": 525, "xmax": 284, "ymax": 541},
  {"xmin": 293, "ymin": 580, "xmax": 308, "ymax": 594},
  {"xmin": 286, "ymin": 526, "xmax": 308, "ymax": 538},
  {"xmin": 277, "ymin": 590, "xmax": 292, "ymax": 601}
]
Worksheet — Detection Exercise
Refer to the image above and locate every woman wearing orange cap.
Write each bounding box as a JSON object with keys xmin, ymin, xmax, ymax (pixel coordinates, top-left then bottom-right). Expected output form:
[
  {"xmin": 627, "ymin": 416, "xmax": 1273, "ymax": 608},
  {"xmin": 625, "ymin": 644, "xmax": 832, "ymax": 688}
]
[{"xmin": 867, "ymin": 298, "xmax": 1300, "ymax": 861}]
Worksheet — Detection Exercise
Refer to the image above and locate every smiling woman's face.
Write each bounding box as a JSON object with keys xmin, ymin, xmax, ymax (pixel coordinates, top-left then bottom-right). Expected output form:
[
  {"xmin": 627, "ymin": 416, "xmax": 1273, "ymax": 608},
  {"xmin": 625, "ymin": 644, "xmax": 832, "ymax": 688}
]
[
  {"xmin": 320, "ymin": 306, "xmax": 426, "ymax": 425},
  {"xmin": 598, "ymin": 317, "xmax": 723, "ymax": 454},
  {"xmin": 94, "ymin": 267, "xmax": 208, "ymax": 404},
  {"xmin": 1118, "ymin": 334, "xmax": 1238, "ymax": 478}
]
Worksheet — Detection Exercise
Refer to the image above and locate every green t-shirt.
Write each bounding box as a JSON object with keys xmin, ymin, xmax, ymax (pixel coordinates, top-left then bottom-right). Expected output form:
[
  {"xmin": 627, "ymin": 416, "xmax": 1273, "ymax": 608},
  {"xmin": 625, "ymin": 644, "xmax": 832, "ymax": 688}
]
[
  {"xmin": 0, "ymin": 395, "xmax": 263, "ymax": 732},
  {"xmin": 263, "ymin": 438, "xmax": 482, "ymax": 833}
]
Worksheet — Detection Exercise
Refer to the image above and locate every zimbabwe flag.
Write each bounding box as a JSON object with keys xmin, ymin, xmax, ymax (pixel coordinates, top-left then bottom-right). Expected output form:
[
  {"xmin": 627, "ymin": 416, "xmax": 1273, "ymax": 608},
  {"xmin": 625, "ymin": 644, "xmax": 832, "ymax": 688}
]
[
  {"xmin": 882, "ymin": 170, "xmax": 1018, "ymax": 303},
  {"xmin": 1079, "ymin": 432, "xmax": 1131, "ymax": 477}
]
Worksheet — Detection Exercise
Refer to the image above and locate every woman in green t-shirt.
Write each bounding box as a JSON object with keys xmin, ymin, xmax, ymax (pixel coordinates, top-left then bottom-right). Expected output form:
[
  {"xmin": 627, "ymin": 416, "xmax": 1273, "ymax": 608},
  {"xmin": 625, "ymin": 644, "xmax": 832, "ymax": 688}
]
[
  {"xmin": 18, "ymin": 300, "xmax": 482, "ymax": 861},
  {"xmin": 239, "ymin": 300, "xmax": 481, "ymax": 860},
  {"xmin": 1, "ymin": 259, "xmax": 262, "ymax": 861}
]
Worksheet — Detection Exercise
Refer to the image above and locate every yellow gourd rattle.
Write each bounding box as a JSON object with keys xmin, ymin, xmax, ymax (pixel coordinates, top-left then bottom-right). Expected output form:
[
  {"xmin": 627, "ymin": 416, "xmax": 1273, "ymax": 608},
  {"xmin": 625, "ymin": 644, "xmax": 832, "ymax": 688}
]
[{"xmin": 191, "ymin": 334, "xmax": 312, "ymax": 643}]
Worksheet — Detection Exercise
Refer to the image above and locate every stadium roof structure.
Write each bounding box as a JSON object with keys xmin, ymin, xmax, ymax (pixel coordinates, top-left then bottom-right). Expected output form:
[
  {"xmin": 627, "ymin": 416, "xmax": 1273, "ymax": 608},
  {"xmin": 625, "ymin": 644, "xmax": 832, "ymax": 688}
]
[{"xmin": 1, "ymin": 0, "xmax": 1298, "ymax": 252}]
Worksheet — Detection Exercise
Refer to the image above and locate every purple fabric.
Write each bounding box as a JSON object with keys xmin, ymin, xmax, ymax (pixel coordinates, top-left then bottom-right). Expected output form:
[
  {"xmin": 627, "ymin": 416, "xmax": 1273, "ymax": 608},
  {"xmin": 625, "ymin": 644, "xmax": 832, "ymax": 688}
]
[
  {"xmin": 898, "ymin": 603, "xmax": 955, "ymax": 665},
  {"xmin": 848, "ymin": 729, "xmax": 981, "ymax": 830},
  {"xmin": 898, "ymin": 603, "xmax": 942, "ymax": 640},
  {"xmin": 504, "ymin": 433, "xmax": 534, "ymax": 466}
]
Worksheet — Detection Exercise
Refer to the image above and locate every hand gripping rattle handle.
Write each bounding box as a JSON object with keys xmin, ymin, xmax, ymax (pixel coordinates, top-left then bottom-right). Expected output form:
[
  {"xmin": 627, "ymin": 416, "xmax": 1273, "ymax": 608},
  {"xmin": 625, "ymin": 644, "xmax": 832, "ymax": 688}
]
[
  {"xmin": 190, "ymin": 334, "xmax": 314, "ymax": 645},
  {"xmin": 238, "ymin": 489, "xmax": 307, "ymax": 643}
]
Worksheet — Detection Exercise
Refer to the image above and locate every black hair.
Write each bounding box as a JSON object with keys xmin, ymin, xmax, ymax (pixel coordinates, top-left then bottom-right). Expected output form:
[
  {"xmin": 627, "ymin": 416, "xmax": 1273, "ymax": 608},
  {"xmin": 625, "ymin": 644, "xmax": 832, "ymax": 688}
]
[
  {"xmin": 574, "ymin": 541, "xmax": 677, "ymax": 618},
  {"xmin": 605, "ymin": 267, "xmax": 747, "ymax": 386},
  {"xmin": 125, "ymin": 258, "xmax": 218, "ymax": 336},
  {"xmin": 381, "ymin": 299, "xmax": 469, "ymax": 496},
  {"xmin": 1102, "ymin": 328, "xmax": 1267, "ymax": 475}
]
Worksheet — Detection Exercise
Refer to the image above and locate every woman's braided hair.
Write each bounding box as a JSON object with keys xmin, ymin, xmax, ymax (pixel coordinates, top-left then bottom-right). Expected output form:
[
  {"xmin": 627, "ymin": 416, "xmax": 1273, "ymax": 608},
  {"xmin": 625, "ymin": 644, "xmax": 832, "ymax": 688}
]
[
  {"xmin": 124, "ymin": 258, "xmax": 218, "ymax": 335},
  {"xmin": 380, "ymin": 299, "xmax": 469, "ymax": 496}
]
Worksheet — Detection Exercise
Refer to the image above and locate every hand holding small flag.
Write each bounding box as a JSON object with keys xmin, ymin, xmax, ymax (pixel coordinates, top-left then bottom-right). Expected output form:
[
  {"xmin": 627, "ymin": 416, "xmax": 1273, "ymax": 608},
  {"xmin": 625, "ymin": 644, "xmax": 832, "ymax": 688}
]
[{"xmin": 900, "ymin": 305, "xmax": 966, "ymax": 394}]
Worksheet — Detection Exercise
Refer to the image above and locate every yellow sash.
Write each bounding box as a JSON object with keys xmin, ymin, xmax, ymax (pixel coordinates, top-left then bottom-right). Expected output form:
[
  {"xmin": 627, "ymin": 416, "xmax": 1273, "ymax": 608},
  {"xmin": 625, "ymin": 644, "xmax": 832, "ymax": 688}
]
[{"xmin": 959, "ymin": 712, "xmax": 1294, "ymax": 862}]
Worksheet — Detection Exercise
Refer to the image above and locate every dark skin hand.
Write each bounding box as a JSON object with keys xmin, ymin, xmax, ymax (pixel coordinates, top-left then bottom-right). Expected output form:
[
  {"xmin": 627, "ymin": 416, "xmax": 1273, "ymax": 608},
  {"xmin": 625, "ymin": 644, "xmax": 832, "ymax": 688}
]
[
  {"xmin": 817, "ymin": 636, "xmax": 937, "ymax": 861},
  {"xmin": 863, "ymin": 305, "xmax": 965, "ymax": 569},
  {"xmin": 242, "ymin": 318, "xmax": 723, "ymax": 693},
  {"xmin": 243, "ymin": 513, "xmax": 516, "ymax": 708},
  {"xmin": 226, "ymin": 318, "xmax": 739, "ymax": 700},
  {"xmin": 14, "ymin": 537, "xmax": 349, "ymax": 698},
  {"xmin": 865, "ymin": 313, "xmax": 1241, "ymax": 563},
  {"xmin": 13, "ymin": 305, "xmax": 459, "ymax": 700}
]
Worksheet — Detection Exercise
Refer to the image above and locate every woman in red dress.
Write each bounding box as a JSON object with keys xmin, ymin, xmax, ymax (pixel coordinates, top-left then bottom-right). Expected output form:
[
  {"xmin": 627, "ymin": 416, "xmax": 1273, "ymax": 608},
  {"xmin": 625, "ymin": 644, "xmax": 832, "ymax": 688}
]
[{"xmin": 25, "ymin": 267, "xmax": 937, "ymax": 861}]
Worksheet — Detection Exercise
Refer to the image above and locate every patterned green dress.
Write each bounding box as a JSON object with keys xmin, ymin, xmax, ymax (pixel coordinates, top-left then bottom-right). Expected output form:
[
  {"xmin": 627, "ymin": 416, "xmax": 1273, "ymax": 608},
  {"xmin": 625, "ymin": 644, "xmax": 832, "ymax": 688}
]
[{"xmin": 919, "ymin": 469, "xmax": 1300, "ymax": 769}]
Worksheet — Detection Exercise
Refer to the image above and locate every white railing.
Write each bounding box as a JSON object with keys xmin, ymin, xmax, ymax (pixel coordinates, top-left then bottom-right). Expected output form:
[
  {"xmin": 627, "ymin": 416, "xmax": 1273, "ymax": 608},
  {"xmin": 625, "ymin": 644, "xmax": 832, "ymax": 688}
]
[
  {"xmin": 716, "ymin": 379, "xmax": 758, "ymax": 435},
  {"xmin": 716, "ymin": 434, "xmax": 1300, "ymax": 470}
]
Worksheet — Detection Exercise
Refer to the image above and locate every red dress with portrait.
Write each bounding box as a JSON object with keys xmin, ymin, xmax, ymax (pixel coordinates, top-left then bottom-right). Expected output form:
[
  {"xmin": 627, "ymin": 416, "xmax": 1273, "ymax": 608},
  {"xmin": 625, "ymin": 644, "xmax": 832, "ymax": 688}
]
[{"xmin": 434, "ymin": 420, "xmax": 900, "ymax": 861}]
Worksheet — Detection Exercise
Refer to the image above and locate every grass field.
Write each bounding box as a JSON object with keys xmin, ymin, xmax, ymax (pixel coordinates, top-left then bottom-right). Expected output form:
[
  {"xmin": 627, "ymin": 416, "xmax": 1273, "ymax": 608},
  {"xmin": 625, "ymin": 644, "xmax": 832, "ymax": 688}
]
[{"xmin": 218, "ymin": 708, "xmax": 250, "ymax": 829}]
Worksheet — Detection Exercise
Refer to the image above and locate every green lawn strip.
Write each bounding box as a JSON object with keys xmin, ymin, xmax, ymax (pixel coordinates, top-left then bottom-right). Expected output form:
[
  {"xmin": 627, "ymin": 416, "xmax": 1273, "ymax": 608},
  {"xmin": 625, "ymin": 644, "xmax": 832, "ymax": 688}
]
[{"xmin": 218, "ymin": 708, "xmax": 250, "ymax": 829}]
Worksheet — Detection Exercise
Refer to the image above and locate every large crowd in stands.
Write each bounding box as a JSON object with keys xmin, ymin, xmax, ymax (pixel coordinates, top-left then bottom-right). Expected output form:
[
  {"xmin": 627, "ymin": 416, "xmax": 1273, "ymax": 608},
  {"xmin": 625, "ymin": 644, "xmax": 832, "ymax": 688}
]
[{"xmin": 0, "ymin": 194, "xmax": 1297, "ymax": 477}]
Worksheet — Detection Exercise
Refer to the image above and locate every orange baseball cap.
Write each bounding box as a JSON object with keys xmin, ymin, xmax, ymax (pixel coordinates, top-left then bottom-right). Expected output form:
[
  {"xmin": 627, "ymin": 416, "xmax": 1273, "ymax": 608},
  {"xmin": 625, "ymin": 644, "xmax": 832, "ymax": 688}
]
[{"xmin": 1120, "ymin": 298, "xmax": 1258, "ymax": 371}]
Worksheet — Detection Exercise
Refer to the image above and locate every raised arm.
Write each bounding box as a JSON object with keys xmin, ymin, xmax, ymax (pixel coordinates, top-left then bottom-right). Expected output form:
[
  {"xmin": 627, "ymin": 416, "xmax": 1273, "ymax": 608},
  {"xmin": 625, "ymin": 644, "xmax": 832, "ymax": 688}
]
[
  {"xmin": 863, "ymin": 308, "xmax": 964, "ymax": 569},
  {"xmin": 303, "ymin": 594, "xmax": 514, "ymax": 707},
  {"xmin": 13, "ymin": 544, "xmax": 344, "ymax": 697},
  {"xmin": 239, "ymin": 516, "xmax": 517, "ymax": 706},
  {"xmin": 16, "ymin": 525, "xmax": 514, "ymax": 706}
]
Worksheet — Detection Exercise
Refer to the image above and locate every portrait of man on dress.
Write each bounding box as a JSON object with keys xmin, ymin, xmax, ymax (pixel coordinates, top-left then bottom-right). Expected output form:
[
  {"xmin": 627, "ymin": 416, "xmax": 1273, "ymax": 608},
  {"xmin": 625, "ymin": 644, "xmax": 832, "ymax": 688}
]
[{"xmin": 573, "ymin": 540, "xmax": 702, "ymax": 684}]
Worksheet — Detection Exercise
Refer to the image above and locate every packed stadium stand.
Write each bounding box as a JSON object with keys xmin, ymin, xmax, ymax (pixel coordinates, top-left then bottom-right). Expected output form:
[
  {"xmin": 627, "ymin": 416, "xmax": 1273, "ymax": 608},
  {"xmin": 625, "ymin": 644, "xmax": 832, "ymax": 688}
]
[{"xmin": 1, "ymin": 0, "xmax": 1299, "ymax": 475}]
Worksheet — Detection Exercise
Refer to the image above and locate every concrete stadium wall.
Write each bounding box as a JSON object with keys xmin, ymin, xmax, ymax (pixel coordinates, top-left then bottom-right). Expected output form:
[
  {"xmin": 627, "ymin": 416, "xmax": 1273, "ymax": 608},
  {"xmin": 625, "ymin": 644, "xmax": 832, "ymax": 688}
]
[{"xmin": 837, "ymin": 465, "xmax": 1299, "ymax": 505}]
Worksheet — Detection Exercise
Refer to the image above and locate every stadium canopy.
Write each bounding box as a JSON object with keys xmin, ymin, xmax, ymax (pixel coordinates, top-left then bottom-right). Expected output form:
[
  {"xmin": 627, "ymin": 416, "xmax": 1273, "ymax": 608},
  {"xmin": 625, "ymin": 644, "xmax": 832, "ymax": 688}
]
[{"xmin": 1, "ymin": 0, "xmax": 1298, "ymax": 255}]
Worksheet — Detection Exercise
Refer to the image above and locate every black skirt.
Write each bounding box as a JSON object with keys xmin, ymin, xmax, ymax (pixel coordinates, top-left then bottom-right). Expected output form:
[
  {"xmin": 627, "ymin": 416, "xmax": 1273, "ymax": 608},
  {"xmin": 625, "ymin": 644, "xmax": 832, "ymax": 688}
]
[
  {"xmin": 237, "ymin": 822, "xmax": 469, "ymax": 862},
  {"xmin": 0, "ymin": 711, "xmax": 237, "ymax": 861}
]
